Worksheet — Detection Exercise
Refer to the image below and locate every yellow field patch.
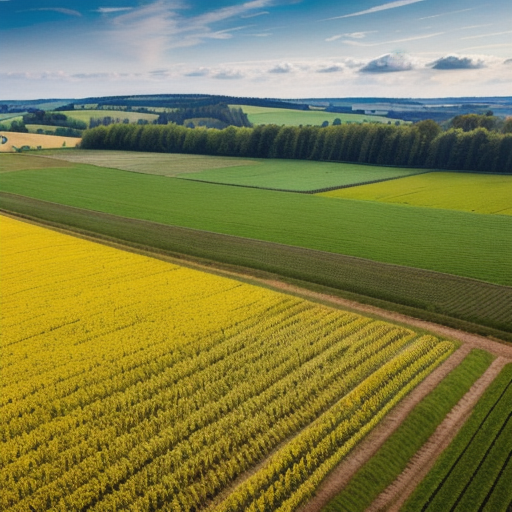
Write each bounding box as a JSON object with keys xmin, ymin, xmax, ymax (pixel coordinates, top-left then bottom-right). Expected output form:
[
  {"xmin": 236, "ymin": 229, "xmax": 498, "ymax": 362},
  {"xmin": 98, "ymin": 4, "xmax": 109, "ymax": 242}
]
[
  {"xmin": 0, "ymin": 215, "xmax": 453, "ymax": 512},
  {"xmin": 0, "ymin": 131, "xmax": 81, "ymax": 153}
]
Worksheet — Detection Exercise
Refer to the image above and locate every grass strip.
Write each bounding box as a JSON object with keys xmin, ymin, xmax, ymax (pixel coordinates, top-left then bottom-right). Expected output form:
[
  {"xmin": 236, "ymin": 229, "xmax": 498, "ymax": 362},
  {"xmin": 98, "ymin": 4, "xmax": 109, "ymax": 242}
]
[
  {"xmin": 321, "ymin": 348, "xmax": 494, "ymax": 512},
  {"xmin": 403, "ymin": 363, "xmax": 512, "ymax": 512}
]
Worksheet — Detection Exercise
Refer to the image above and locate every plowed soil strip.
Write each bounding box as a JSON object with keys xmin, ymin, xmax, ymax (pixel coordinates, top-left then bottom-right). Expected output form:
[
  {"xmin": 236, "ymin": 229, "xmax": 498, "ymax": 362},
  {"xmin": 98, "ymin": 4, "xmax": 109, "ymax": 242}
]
[
  {"xmin": 367, "ymin": 356, "xmax": 509, "ymax": 512},
  {"xmin": 297, "ymin": 345, "xmax": 472, "ymax": 512}
]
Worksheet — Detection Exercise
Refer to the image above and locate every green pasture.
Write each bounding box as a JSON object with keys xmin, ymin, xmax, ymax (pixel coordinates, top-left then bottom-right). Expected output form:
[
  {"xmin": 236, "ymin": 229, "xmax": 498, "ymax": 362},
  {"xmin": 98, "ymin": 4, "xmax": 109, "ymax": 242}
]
[
  {"xmin": 177, "ymin": 160, "xmax": 423, "ymax": 191},
  {"xmin": 0, "ymin": 115, "xmax": 23, "ymax": 128},
  {"xmin": 1, "ymin": 160, "xmax": 511, "ymax": 286},
  {"xmin": 59, "ymin": 110, "xmax": 159, "ymax": 124},
  {"xmin": 33, "ymin": 149, "xmax": 258, "ymax": 176},
  {"xmin": 320, "ymin": 172, "xmax": 512, "ymax": 215},
  {"xmin": 36, "ymin": 150, "xmax": 422, "ymax": 190},
  {"xmin": 235, "ymin": 105, "xmax": 399, "ymax": 126}
]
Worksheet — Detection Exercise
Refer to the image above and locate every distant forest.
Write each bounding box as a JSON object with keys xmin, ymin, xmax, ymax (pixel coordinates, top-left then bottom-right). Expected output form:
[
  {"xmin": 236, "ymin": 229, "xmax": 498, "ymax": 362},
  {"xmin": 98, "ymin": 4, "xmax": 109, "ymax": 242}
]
[{"xmin": 81, "ymin": 118, "xmax": 512, "ymax": 173}]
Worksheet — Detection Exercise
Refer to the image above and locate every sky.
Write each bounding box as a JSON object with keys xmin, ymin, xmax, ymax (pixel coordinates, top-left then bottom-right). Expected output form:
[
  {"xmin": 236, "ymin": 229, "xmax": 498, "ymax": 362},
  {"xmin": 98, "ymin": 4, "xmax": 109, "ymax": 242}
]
[{"xmin": 1, "ymin": 0, "xmax": 511, "ymax": 100}]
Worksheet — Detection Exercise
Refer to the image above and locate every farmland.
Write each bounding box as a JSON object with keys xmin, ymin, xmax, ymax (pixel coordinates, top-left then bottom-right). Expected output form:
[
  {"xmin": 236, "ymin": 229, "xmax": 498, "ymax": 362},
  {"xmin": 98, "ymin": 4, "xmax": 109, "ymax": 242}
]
[
  {"xmin": 35, "ymin": 149, "xmax": 260, "ymax": 176},
  {"xmin": 0, "ymin": 160, "xmax": 511, "ymax": 287},
  {"xmin": 0, "ymin": 132, "xmax": 81, "ymax": 152},
  {"xmin": 402, "ymin": 363, "xmax": 512, "ymax": 512},
  {"xmin": 0, "ymin": 215, "xmax": 455, "ymax": 512},
  {"xmin": 176, "ymin": 160, "xmax": 423, "ymax": 192},
  {"xmin": 322, "ymin": 348, "xmax": 495, "ymax": 512},
  {"xmin": 320, "ymin": 172, "xmax": 512, "ymax": 215},
  {"xmin": 59, "ymin": 109, "xmax": 159, "ymax": 124},
  {"xmin": 33, "ymin": 149, "xmax": 424, "ymax": 190},
  {"xmin": 237, "ymin": 105, "xmax": 399, "ymax": 126}
]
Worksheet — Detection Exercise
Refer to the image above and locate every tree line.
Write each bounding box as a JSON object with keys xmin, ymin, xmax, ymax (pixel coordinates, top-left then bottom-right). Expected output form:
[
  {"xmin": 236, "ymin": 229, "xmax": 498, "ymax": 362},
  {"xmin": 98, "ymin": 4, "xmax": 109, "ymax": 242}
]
[
  {"xmin": 156, "ymin": 104, "xmax": 252, "ymax": 128},
  {"xmin": 81, "ymin": 120, "xmax": 512, "ymax": 173}
]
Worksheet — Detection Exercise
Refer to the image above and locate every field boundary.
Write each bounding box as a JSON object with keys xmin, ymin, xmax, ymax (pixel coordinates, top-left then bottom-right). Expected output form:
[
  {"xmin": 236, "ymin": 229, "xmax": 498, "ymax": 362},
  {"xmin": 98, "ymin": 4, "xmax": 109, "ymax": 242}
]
[{"xmin": 1, "ymin": 194, "xmax": 512, "ymax": 342}]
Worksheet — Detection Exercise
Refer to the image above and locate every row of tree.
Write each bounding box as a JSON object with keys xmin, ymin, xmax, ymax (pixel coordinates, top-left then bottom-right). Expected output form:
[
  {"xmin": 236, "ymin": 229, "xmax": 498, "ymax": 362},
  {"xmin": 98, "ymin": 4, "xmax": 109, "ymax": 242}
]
[
  {"xmin": 156, "ymin": 104, "xmax": 252, "ymax": 128},
  {"xmin": 22, "ymin": 111, "xmax": 87, "ymax": 130},
  {"xmin": 81, "ymin": 120, "xmax": 512, "ymax": 173}
]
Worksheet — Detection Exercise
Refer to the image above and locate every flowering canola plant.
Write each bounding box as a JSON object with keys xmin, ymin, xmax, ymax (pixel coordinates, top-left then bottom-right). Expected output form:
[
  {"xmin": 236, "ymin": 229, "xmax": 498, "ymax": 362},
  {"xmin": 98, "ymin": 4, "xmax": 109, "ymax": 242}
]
[{"xmin": 0, "ymin": 215, "xmax": 455, "ymax": 512}]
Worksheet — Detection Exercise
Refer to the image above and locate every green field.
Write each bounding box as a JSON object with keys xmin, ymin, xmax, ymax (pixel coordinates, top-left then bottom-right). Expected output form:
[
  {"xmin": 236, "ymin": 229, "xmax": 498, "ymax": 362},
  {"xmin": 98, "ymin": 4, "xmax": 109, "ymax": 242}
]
[
  {"xmin": 0, "ymin": 115, "xmax": 23, "ymax": 128},
  {"xmin": 402, "ymin": 363, "xmax": 512, "ymax": 512},
  {"xmin": 320, "ymin": 172, "xmax": 512, "ymax": 215},
  {"xmin": 323, "ymin": 349, "xmax": 495, "ymax": 512},
  {"xmin": 1, "ymin": 159, "xmax": 511, "ymax": 286},
  {"xmin": 35, "ymin": 150, "xmax": 423, "ymax": 190},
  {"xmin": 236, "ymin": 105, "xmax": 399, "ymax": 126},
  {"xmin": 2, "ymin": 191, "xmax": 511, "ymax": 336},
  {"xmin": 59, "ymin": 109, "xmax": 159, "ymax": 124},
  {"xmin": 177, "ymin": 160, "xmax": 423, "ymax": 192}
]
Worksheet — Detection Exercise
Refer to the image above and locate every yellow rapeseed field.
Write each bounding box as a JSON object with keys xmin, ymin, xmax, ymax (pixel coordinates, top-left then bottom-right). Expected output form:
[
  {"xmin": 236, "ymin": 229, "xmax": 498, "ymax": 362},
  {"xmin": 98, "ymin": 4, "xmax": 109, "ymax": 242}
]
[{"xmin": 0, "ymin": 215, "xmax": 455, "ymax": 512}]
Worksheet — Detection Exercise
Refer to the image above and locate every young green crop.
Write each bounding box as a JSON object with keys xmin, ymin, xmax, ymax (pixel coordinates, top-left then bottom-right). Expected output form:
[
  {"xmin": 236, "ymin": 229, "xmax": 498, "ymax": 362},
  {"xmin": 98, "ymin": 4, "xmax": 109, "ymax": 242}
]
[
  {"xmin": 402, "ymin": 363, "xmax": 512, "ymax": 512},
  {"xmin": 1, "ymin": 164, "xmax": 511, "ymax": 286}
]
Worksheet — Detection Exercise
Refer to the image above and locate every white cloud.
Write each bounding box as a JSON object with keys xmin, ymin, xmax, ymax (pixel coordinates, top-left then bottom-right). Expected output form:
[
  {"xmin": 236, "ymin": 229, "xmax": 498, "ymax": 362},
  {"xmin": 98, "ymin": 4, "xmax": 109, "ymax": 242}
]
[
  {"xmin": 461, "ymin": 30, "xmax": 512, "ymax": 40},
  {"xmin": 360, "ymin": 53, "xmax": 415, "ymax": 73},
  {"xmin": 106, "ymin": 0, "xmax": 274, "ymax": 67},
  {"xmin": 325, "ymin": 0, "xmax": 424, "ymax": 21},
  {"xmin": 94, "ymin": 7, "xmax": 133, "ymax": 14},
  {"xmin": 25, "ymin": 7, "xmax": 81, "ymax": 17},
  {"xmin": 268, "ymin": 63, "xmax": 294, "ymax": 73},
  {"xmin": 340, "ymin": 32, "xmax": 444, "ymax": 47},
  {"xmin": 240, "ymin": 11, "xmax": 269, "ymax": 19},
  {"xmin": 326, "ymin": 31, "xmax": 377, "ymax": 42},
  {"xmin": 430, "ymin": 55, "xmax": 486, "ymax": 70},
  {"xmin": 418, "ymin": 8, "xmax": 475, "ymax": 20},
  {"xmin": 212, "ymin": 69, "xmax": 245, "ymax": 79}
]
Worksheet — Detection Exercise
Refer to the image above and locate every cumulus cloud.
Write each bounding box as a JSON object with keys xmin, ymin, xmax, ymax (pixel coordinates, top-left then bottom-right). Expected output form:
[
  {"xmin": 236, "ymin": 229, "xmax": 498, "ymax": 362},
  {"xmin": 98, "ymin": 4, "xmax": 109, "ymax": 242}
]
[
  {"xmin": 212, "ymin": 69, "xmax": 244, "ymax": 79},
  {"xmin": 184, "ymin": 68, "xmax": 210, "ymax": 77},
  {"xmin": 317, "ymin": 65, "xmax": 343, "ymax": 73},
  {"xmin": 268, "ymin": 63, "xmax": 293, "ymax": 73},
  {"xmin": 431, "ymin": 55, "xmax": 485, "ymax": 70},
  {"xmin": 359, "ymin": 53, "xmax": 414, "ymax": 73}
]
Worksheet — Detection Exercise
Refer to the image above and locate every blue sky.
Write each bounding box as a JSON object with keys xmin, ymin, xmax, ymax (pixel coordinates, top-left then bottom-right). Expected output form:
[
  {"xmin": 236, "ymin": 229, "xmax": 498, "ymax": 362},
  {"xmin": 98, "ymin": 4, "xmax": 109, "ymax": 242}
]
[{"xmin": 1, "ymin": 0, "xmax": 511, "ymax": 99}]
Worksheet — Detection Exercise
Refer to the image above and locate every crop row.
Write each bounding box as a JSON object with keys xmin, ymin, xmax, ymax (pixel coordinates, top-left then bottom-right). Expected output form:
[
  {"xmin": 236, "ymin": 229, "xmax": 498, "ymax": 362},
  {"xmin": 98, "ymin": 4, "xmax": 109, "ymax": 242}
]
[
  {"xmin": 402, "ymin": 363, "xmax": 512, "ymax": 512},
  {"xmin": 0, "ymin": 216, "xmax": 455, "ymax": 512},
  {"xmin": 322, "ymin": 348, "xmax": 494, "ymax": 512}
]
